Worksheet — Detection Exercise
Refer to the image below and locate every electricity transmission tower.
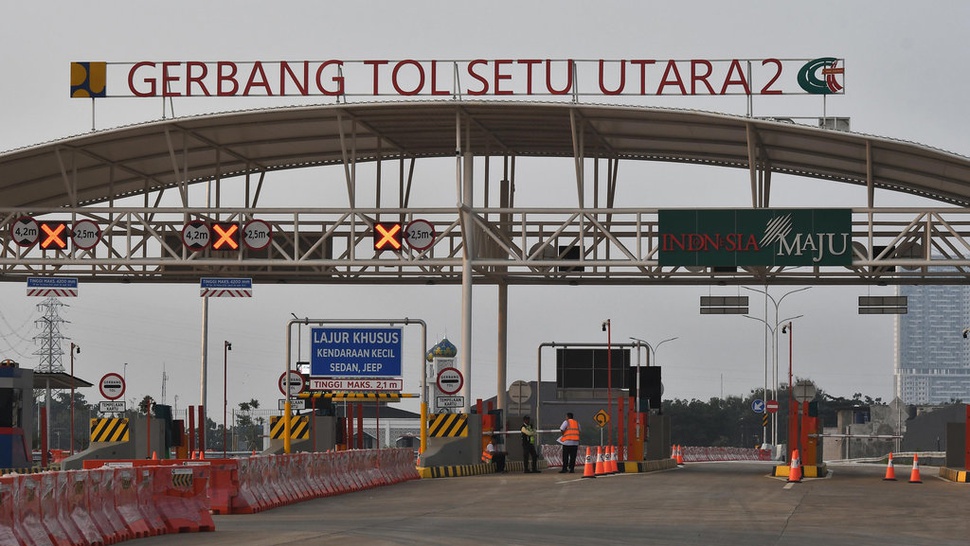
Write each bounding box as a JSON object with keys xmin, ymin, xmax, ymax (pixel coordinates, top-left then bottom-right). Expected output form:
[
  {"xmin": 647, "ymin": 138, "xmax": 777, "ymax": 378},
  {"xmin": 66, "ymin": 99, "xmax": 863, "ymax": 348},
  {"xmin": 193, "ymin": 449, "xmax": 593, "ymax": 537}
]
[{"xmin": 33, "ymin": 297, "xmax": 68, "ymax": 373}]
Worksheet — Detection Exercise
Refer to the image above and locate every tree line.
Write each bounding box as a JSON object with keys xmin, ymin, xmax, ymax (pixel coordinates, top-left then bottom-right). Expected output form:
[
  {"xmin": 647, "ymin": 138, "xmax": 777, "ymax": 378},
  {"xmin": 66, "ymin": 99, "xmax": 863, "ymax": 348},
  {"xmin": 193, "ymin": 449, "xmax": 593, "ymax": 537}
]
[{"xmin": 663, "ymin": 383, "xmax": 883, "ymax": 447}]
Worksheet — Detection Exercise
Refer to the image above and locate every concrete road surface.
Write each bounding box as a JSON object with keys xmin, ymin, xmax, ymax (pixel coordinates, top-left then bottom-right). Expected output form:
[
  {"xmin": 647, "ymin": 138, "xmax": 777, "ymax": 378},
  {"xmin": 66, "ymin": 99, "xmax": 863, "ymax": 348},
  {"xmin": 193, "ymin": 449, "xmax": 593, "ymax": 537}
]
[{"xmin": 136, "ymin": 460, "xmax": 969, "ymax": 545}]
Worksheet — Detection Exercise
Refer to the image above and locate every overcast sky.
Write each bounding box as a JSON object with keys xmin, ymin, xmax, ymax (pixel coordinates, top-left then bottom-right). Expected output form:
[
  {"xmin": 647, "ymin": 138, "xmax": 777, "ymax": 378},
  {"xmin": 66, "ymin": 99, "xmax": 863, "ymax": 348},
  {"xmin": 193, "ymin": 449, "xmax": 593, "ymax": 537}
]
[{"xmin": 2, "ymin": 1, "xmax": 969, "ymax": 423}]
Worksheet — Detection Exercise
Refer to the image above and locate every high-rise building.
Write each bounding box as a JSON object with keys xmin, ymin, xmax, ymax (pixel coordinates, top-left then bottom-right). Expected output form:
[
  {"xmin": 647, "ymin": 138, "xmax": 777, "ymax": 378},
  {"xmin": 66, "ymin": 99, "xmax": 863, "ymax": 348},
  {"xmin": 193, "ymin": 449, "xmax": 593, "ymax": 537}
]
[{"xmin": 895, "ymin": 283, "xmax": 970, "ymax": 404}]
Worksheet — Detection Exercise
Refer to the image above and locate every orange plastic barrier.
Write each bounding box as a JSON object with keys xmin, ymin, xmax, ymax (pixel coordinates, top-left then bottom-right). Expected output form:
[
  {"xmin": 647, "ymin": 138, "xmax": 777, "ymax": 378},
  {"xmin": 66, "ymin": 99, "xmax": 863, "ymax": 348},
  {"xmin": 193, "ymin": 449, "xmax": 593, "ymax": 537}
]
[
  {"xmin": 229, "ymin": 456, "xmax": 263, "ymax": 514},
  {"xmin": 113, "ymin": 467, "xmax": 153, "ymax": 539},
  {"xmin": 60, "ymin": 471, "xmax": 104, "ymax": 546},
  {"xmin": 225, "ymin": 449, "xmax": 418, "ymax": 514},
  {"xmin": 135, "ymin": 468, "xmax": 167, "ymax": 536},
  {"xmin": 152, "ymin": 466, "xmax": 215, "ymax": 534},
  {"xmin": 205, "ymin": 460, "xmax": 238, "ymax": 515},
  {"xmin": 14, "ymin": 474, "xmax": 55, "ymax": 546},
  {"xmin": 94, "ymin": 468, "xmax": 134, "ymax": 543},
  {"xmin": 78, "ymin": 470, "xmax": 120, "ymax": 544},
  {"xmin": 0, "ymin": 476, "xmax": 19, "ymax": 545},
  {"xmin": 39, "ymin": 472, "xmax": 74, "ymax": 546}
]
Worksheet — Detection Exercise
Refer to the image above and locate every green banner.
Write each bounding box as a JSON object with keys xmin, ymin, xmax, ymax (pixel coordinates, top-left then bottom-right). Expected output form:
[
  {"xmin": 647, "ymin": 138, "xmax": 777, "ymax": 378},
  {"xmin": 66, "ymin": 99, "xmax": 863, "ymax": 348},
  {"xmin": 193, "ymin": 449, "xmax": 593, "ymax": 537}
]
[{"xmin": 658, "ymin": 209, "xmax": 852, "ymax": 267}]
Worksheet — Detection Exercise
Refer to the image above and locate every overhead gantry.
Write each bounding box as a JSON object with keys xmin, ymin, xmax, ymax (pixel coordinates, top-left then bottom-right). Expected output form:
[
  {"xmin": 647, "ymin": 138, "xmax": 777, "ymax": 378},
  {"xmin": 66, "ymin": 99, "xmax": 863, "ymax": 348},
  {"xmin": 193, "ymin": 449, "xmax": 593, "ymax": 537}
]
[
  {"xmin": 4, "ymin": 101, "xmax": 970, "ymax": 414},
  {"xmin": 2, "ymin": 102, "xmax": 970, "ymax": 287}
]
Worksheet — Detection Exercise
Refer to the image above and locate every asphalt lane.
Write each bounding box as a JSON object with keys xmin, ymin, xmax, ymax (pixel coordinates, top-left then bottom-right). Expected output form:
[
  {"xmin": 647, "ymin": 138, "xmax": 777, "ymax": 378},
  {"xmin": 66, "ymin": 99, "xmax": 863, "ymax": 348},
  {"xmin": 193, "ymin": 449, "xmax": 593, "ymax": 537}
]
[{"xmin": 137, "ymin": 461, "xmax": 969, "ymax": 546}]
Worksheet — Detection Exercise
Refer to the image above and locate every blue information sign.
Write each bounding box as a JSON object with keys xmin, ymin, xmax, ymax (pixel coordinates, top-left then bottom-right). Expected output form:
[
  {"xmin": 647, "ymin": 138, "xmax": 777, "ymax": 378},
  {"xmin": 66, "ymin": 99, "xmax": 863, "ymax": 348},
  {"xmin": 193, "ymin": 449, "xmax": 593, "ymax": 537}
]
[
  {"xmin": 751, "ymin": 399, "xmax": 765, "ymax": 414},
  {"xmin": 27, "ymin": 277, "xmax": 78, "ymax": 288},
  {"xmin": 200, "ymin": 277, "xmax": 252, "ymax": 289},
  {"xmin": 310, "ymin": 327, "xmax": 403, "ymax": 377}
]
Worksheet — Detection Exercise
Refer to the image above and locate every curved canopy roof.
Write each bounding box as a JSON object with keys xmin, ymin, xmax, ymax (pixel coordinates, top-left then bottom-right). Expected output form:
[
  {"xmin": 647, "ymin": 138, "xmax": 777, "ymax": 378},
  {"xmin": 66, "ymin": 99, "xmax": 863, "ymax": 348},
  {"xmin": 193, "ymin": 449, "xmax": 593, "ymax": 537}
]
[{"xmin": 3, "ymin": 101, "xmax": 970, "ymax": 208}]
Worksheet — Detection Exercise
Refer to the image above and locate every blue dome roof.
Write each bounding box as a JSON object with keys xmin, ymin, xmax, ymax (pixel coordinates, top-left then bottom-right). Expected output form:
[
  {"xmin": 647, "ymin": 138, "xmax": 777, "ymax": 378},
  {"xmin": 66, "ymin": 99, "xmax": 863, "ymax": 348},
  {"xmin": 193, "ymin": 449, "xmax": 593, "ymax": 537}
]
[{"xmin": 426, "ymin": 337, "xmax": 457, "ymax": 361}]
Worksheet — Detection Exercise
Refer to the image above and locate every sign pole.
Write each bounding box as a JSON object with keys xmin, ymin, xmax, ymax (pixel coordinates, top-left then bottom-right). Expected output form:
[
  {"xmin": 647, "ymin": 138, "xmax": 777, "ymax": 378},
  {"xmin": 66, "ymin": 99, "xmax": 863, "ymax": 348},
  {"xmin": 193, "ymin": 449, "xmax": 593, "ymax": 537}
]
[{"xmin": 284, "ymin": 320, "xmax": 294, "ymax": 454}]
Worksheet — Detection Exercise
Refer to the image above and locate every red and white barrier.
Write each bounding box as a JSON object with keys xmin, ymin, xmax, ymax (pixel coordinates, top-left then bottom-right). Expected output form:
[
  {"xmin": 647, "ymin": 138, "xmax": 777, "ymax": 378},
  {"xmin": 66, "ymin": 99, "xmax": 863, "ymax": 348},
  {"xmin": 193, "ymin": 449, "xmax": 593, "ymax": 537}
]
[
  {"xmin": 0, "ymin": 477, "xmax": 19, "ymax": 544},
  {"xmin": 228, "ymin": 448, "xmax": 419, "ymax": 514},
  {"xmin": 0, "ymin": 447, "xmax": 418, "ymax": 545},
  {"xmin": 681, "ymin": 446, "xmax": 769, "ymax": 462},
  {"xmin": 152, "ymin": 466, "xmax": 215, "ymax": 534}
]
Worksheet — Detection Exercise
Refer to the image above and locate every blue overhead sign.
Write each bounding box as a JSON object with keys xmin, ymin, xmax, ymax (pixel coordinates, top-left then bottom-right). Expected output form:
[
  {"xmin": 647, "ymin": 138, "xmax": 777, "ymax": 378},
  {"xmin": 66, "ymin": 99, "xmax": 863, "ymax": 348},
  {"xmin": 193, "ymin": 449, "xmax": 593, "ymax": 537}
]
[
  {"xmin": 27, "ymin": 277, "xmax": 78, "ymax": 288},
  {"xmin": 200, "ymin": 277, "xmax": 252, "ymax": 289},
  {"xmin": 310, "ymin": 327, "xmax": 403, "ymax": 378}
]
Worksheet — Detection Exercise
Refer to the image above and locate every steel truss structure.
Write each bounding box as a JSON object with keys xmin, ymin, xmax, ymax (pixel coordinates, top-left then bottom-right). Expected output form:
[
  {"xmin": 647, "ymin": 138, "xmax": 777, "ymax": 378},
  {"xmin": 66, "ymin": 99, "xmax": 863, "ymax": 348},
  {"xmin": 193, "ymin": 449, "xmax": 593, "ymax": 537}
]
[
  {"xmin": 2, "ymin": 101, "xmax": 970, "ymax": 287},
  {"xmin": 1, "ymin": 205, "xmax": 969, "ymax": 286}
]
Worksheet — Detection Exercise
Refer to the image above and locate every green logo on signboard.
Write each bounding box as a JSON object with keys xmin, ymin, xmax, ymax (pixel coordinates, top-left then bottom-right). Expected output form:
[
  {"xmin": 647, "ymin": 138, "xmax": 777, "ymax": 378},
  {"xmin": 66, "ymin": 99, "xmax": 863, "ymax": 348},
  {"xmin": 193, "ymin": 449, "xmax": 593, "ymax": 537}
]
[
  {"xmin": 797, "ymin": 57, "xmax": 843, "ymax": 94},
  {"xmin": 658, "ymin": 209, "xmax": 852, "ymax": 267}
]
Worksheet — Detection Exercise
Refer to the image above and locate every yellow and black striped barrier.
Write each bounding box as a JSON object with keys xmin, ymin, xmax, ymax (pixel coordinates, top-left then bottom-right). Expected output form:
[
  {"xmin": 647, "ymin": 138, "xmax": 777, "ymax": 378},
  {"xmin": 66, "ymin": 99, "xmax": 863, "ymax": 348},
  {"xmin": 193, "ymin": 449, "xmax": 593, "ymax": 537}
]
[
  {"xmin": 427, "ymin": 413, "xmax": 468, "ymax": 437},
  {"xmin": 0, "ymin": 466, "xmax": 57, "ymax": 476},
  {"xmin": 270, "ymin": 415, "xmax": 310, "ymax": 440},
  {"xmin": 172, "ymin": 468, "xmax": 193, "ymax": 488},
  {"xmin": 90, "ymin": 417, "xmax": 130, "ymax": 442}
]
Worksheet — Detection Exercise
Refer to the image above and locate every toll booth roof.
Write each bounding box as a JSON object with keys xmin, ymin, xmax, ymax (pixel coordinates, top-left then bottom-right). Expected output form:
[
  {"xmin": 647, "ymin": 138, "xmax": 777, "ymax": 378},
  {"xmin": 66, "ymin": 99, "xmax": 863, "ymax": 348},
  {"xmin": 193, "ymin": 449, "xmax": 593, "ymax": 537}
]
[{"xmin": 32, "ymin": 372, "xmax": 93, "ymax": 390}]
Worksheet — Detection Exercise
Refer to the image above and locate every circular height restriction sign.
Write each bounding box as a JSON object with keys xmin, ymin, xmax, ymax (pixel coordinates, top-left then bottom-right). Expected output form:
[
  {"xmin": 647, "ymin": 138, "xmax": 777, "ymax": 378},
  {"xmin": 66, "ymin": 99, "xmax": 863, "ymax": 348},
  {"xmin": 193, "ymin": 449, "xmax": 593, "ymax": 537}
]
[
  {"xmin": 436, "ymin": 367, "xmax": 463, "ymax": 395},
  {"xmin": 243, "ymin": 219, "xmax": 272, "ymax": 250},
  {"xmin": 404, "ymin": 219, "xmax": 436, "ymax": 251},
  {"xmin": 72, "ymin": 219, "xmax": 102, "ymax": 250},
  {"xmin": 99, "ymin": 373, "xmax": 126, "ymax": 400}
]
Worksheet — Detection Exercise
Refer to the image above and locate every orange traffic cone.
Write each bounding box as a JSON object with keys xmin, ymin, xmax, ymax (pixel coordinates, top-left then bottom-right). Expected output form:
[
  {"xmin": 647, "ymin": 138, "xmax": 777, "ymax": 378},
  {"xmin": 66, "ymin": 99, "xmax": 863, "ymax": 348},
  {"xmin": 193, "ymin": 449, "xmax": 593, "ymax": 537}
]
[
  {"xmin": 594, "ymin": 446, "xmax": 606, "ymax": 476},
  {"xmin": 787, "ymin": 449, "xmax": 802, "ymax": 483},
  {"xmin": 675, "ymin": 444, "xmax": 685, "ymax": 466},
  {"xmin": 610, "ymin": 445, "xmax": 619, "ymax": 474},
  {"xmin": 581, "ymin": 447, "xmax": 596, "ymax": 479},
  {"xmin": 151, "ymin": 451, "xmax": 158, "ymax": 460},
  {"xmin": 909, "ymin": 453, "xmax": 922, "ymax": 483},
  {"xmin": 199, "ymin": 450, "xmax": 205, "ymax": 460},
  {"xmin": 883, "ymin": 452, "xmax": 897, "ymax": 481}
]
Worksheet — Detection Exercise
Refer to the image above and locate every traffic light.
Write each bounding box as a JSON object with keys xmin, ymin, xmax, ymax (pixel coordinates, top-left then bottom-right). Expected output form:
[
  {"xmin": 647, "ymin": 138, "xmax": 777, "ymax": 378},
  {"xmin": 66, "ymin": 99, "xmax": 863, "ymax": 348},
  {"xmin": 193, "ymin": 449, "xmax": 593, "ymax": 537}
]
[
  {"xmin": 211, "ymin": 222, "xmax": 240, "ymax": 250},
  {"xmin": 374, "ymin": 222, "xmax": 402, "ymax": 251},
  {"xmin": 39, "ymin": 221, "xmax": 69, "ymax": 250}
]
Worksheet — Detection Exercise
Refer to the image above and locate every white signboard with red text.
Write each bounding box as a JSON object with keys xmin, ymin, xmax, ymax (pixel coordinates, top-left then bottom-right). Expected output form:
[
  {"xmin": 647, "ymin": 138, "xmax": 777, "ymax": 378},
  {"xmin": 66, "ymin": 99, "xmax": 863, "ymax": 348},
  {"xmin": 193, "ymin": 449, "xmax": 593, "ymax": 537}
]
[{"xmin": 72, "ymin": 57, "xmax": 845, "ymax": 100}]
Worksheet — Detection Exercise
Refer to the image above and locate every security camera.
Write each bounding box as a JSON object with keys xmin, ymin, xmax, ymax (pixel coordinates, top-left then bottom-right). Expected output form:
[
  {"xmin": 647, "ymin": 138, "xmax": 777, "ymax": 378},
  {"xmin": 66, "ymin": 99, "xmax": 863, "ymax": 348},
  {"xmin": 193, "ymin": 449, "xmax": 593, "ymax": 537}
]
[
  {"xmin": 781, "ymin": 325, "xmax": 788, "ymax": 334},
  {"xmin": 963, "ymin": 328, "xmax": 970, "ymax": 339}
]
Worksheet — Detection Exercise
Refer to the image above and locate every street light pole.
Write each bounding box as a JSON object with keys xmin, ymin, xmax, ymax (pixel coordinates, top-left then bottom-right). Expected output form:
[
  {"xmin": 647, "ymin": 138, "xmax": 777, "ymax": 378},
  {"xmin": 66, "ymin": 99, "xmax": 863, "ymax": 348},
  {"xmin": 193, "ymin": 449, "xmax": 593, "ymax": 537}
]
[
  {"xmin": 602, "ymin": 319, "xmax": 612, "ymax": 445},
  {"xmin": 741, "ymin": 286, "xmax": 811, "ymax": 450},
  {"xmin": 628, "ymin": 336, "xmax": 678, "ymax": 442},
  {"xmin": 628, "ymin": 336, "xmax": 678, "ymax": 406},
  {"xmin": 742, "ymin": 313, "xmax": 803, "ymax": 450},
  {"xmin": 782, "ymin": 321, "xmax": 796, "ymax": 461},
  {"xmin": 223, "ymin": 340, "xmax": 231, "ymax": 458},
  {"xmin": 70, "ymin": 343, "xmax": 80, "ymax": 455}
]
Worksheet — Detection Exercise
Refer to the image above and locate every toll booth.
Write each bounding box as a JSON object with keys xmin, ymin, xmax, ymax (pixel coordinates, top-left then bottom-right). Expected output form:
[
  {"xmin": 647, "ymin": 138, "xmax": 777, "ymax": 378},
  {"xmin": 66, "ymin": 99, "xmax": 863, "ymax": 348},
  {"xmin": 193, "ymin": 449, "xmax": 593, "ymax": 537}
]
[{"xmin": 0, "ymin": 359, "xmax": 33, "ymax": 468}]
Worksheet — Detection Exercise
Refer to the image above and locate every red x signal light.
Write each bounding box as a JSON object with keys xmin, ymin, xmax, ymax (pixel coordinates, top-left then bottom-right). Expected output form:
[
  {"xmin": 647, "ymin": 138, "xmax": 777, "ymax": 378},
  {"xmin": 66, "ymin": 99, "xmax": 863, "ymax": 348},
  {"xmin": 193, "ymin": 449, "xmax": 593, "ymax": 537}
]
[
  {"xmin": 39, "ymin": 222, "xmax": 69, "ymax": 250},
  {"xmin": 211, "ymin": 222, "xmax": 240, "ymax": 250},
  {"xmin": 374, "ymin": 222, "xmax": 402, "ymax": 251}
]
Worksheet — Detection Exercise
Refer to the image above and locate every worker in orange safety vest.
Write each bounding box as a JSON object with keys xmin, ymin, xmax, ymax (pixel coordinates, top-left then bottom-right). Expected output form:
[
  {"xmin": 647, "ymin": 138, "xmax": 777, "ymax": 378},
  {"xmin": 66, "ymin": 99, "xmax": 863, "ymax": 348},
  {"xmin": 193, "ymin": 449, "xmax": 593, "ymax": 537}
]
[
  {"xmin": 558, "ymin": 412, "xmax": 581, "ymax": 473},
  {"xmin": 482, "ymin": 435, "xmax": 506, "ymax": 472}
]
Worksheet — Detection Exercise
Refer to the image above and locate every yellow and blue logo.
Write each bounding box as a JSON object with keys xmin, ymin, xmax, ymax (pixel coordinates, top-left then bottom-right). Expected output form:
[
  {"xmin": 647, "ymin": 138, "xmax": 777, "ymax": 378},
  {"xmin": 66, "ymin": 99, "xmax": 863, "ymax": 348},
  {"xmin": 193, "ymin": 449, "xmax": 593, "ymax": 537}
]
[{"xmin": 71, "ymin": 62, "xmax": 106, "ymax": 97}]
